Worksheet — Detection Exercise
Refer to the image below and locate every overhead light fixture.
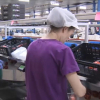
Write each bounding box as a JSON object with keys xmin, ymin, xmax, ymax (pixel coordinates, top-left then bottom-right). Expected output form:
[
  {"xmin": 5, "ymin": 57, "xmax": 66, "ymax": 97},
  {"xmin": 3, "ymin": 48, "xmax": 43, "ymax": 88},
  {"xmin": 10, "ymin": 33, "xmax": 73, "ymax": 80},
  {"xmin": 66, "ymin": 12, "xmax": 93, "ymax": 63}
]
[
  {"xmin": 45, "ymin": 11, "xmax": 49, "ymax": 14},
  {"xmin": 35, "ymin": 12, "xmax": 41, "ymax": 16},
  {"xmin": 50, "ymin": 1, "xmax": 59, "ymax": 6},
  {"xmin": 25, "ymin": 13, "xmax": 30, "ymax": 17},
  {"xmin": 19, "ymin": 0, "xmax": 30, "ymax": 2},
  {"xmin": 79, "ymin": 6, "xmax": 86, "ymax": 9}
]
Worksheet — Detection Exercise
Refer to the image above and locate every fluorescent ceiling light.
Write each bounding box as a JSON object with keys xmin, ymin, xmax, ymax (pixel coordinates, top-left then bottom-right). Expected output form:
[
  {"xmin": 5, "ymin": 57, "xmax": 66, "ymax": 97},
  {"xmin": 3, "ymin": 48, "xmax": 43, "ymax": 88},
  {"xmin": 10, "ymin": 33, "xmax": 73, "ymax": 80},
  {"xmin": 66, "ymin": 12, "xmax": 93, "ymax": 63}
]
[
  {"xmin": 45, "ymin": 11, "xmax": 49, "ymax": 14},
  {"xmin": 35, "ymin": 12, "xmax": 41, "ymax": 16},
  {"xmin": 25, "ymin": 13, "xmax": 30, "ymax": 17},
  {"xmin": 50, "ymin": 1, "xmax": 59, "ymax": 6},
  {"xmin": 19, "ymin": 0, "xmax": 30, "ymax": 2},
  {"xmin": 79, "ymin": 6, "xmax": 86, "ymax": 9}
]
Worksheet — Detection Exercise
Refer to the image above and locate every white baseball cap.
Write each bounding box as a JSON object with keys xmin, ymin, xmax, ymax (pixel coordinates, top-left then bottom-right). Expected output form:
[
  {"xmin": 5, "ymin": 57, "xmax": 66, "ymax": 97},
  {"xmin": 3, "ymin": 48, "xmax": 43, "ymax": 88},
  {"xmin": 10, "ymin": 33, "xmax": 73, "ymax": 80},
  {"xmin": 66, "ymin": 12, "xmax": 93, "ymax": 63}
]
[{"xmin": 47, "ymin": 7, "xmax": 79, "ymax": 30}]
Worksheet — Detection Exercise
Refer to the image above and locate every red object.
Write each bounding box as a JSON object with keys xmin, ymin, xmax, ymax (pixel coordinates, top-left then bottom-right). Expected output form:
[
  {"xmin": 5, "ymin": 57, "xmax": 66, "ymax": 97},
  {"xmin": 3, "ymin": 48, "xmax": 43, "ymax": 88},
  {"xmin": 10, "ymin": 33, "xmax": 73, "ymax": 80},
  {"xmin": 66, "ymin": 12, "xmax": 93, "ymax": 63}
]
[
  {"xmin": 96, "ymin": 27, "xmax": 99, "ymax": 32},
  {"xmin": 4, "ymin": 65, "xmax": 8, "ymax": 69},
  {"xmin": 94, "ymin": 61, "xmax": 100, "ymax": 65},
  {"xmin": 2, "ymin": 45, "xmax": 7, "ymax": 48},
  {"xmin": 84, "ymin": 94, "xmax": 91, "ymax": 100},
  {"xmin": 11, "ymin": 20, "xmax": 18, "ymax": 25},
  {"xmin": 5, "ymin": 62, "xmax": 8, "ymax": 65},
  {"xmin": 11, "ymin": 20, "xmax": 14, "ymax": 25},
  {"xmin": 89, "ymin": 60, "xmax": 100, "ymax": 70},
  {"xmin": 17, "ymin": 45, "xmax": 21, "ymax": 47},
  {"xmin": 89, "ymin": 67, "xmax": 94, "ymax": 69},
  {"xmin": 95, "ymin": 12, "xmax": 100, "ymax": 20},
  {"xmin": 12, "ymin": 47, "xmax": 16, "ymax": 50},
  {"xmin": 84, "ymin": 89, "xmax": 91, "ymax": 100},
  {"xmin": 91, "ymin": 91, "xmax": 99, "ymax": 97}
]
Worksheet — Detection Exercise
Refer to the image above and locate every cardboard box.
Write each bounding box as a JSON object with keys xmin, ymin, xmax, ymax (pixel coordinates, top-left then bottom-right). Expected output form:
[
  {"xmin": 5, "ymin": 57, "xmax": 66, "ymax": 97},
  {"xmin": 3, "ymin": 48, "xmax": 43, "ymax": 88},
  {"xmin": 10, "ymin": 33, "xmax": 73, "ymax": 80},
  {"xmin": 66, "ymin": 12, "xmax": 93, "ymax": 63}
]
[{"xmin": 2, "ymin": 67, "xmax": 25, "ymax": 81}]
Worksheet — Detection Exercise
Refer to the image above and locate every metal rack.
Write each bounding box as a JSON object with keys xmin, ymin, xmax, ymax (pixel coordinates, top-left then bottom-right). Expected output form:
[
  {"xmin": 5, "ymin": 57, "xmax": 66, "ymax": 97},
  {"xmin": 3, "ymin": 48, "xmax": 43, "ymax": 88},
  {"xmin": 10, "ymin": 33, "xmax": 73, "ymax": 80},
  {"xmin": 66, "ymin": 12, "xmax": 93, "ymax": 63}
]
[
  {"xmin": 0, "ymin": 12, "xmax": 97, "ymax": 25},
  {"xmin": 0, "ymin": 23, "xmax": 90, "ymax": 43},
  {"xmin": 0, "ymin": 12, "xmax": 98, "ymax": 41},
  {"xmin": 0, "ymin": 12, "xmax": 99, "ymax": 39},
  {"xmin": 76, "ymin": 12, "xmax": 97, "ymax": 20}
]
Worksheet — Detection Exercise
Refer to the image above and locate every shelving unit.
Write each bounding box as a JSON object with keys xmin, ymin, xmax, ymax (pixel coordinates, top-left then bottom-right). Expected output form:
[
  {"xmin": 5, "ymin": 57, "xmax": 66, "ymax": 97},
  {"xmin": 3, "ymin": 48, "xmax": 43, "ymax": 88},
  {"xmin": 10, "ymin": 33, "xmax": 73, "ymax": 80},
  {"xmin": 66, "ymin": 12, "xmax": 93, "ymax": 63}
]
[
  {"xmin": 0, "ymin": 23, "xmax": 90, "ymax": 43},
  {"xmin": 0, "ymin": 12, "xmax": 98, "ymax": 42},
  {"xmin": 13, "ymin": 35, "xmax": 41, "ymax": 39},
  {"xmin": 0, "ymin": 22, "xmax": 90, "ymax": 42},
  {"xmin": 76, "ymin": 12, "xmax": 97, "ymax": 20}
]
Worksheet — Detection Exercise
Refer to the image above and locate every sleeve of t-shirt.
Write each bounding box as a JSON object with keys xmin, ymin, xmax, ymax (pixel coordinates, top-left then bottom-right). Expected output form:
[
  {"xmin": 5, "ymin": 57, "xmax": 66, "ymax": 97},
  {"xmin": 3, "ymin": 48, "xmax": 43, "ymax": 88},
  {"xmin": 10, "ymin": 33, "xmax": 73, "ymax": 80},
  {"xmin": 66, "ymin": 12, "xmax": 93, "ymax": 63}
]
[{"xmin": 58, "ymin": 47, "xmax": 80, "ymax": 76}]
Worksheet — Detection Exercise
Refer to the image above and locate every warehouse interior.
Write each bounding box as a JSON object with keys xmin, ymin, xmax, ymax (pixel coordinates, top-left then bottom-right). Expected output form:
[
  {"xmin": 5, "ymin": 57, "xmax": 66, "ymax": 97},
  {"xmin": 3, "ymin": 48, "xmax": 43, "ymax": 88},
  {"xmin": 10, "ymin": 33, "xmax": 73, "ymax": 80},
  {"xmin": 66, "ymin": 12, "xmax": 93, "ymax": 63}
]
[{"xmin": 0, "ymin": 0, "xmax": 99, "ymax": 100}]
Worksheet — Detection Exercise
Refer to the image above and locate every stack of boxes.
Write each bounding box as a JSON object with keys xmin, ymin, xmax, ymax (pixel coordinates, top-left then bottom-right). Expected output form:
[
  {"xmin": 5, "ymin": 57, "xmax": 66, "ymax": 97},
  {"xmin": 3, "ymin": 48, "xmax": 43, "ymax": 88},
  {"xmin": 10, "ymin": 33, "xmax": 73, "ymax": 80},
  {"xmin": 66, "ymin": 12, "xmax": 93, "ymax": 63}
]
[{"xmin": 1, "ymin": 3, "xmax": 25, "ymax": 21}]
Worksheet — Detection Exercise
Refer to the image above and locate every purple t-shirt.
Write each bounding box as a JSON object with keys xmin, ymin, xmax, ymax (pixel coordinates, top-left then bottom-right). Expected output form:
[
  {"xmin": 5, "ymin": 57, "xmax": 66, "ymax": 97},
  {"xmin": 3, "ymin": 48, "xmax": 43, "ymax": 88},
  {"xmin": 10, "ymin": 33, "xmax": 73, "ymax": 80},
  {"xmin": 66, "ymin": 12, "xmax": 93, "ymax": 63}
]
[{"xmin": 25, "ymin": 39, "xmax": 79, "ymax": 100}]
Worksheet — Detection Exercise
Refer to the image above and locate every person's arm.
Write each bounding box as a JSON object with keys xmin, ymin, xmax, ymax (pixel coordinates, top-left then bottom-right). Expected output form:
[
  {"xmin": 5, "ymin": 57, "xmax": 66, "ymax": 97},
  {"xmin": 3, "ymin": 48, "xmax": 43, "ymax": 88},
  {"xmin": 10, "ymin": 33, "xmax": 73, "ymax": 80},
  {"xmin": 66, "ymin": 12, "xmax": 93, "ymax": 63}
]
[
  {"xmin": 57, "ymin": 47, "xmax": 86, "ymax": 97},
  {"xmin": 66, "ymin": 72, "xmax": 86, "ymax": 97}
]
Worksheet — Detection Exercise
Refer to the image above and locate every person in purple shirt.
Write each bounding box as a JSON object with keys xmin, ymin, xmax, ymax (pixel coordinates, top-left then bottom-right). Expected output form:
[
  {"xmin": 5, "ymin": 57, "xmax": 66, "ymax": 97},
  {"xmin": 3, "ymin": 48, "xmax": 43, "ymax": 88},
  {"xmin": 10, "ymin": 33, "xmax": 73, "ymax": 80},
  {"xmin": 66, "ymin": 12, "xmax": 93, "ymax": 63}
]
[{"xmin": 25, "ymin": 7, "xmax": 86, "ymax": 100}]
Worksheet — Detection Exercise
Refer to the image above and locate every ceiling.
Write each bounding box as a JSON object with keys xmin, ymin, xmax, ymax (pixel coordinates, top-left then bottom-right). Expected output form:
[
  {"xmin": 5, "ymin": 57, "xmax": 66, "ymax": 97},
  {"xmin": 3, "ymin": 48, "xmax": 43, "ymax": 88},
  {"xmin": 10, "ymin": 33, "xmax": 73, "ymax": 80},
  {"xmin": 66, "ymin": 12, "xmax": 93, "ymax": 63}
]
[{"xmin": 0, "ymin": 0, "xmax": 97, "ymax": 12}]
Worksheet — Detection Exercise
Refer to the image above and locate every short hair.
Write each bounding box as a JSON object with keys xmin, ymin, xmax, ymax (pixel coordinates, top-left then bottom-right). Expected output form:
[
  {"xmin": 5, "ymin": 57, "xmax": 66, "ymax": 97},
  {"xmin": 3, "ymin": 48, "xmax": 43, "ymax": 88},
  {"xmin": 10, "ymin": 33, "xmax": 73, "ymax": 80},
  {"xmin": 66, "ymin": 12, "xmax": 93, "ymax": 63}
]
[
  {"xmin": 50, "ymin": 25, "xmax": 75, "ymax": 32},
  {"xmin": 68, "ymin": 26, "xmax": 75, "ymax": 31}
]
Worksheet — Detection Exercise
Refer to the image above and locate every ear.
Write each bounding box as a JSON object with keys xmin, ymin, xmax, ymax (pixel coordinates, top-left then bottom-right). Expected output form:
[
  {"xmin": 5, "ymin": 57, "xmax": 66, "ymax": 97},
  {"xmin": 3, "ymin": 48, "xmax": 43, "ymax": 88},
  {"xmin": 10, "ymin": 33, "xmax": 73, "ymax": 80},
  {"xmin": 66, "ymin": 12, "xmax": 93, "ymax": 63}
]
[{"xmin": 62, "ymin": 27, "xmax": 68, "ymax": 33}]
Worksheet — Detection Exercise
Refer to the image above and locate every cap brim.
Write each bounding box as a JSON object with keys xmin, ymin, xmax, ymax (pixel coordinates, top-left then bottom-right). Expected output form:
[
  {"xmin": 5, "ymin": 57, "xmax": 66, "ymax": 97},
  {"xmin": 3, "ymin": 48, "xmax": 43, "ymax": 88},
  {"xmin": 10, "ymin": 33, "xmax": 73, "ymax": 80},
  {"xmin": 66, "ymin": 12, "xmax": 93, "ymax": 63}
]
[
  {"xmin": 72, "ymin": 25, "xmax": 79, "ymax": 30},
  {"xmin": 64, "ymin": 23, "xmax": 79, "ymax": 30}
]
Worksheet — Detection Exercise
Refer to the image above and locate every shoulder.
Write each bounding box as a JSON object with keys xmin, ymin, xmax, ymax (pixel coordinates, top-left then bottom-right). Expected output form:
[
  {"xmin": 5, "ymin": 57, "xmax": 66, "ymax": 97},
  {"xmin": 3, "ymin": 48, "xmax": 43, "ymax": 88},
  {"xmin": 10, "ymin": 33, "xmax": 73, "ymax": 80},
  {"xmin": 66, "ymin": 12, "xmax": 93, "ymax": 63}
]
[
  {"xmin": 49, "ymin": 41, "xmax": 72, "ymax": 55},
  {"xmin": 28, "ymin": 39, "xmax": 71, "ymax": 53},
  {"xmin": 28, "ymin": 39, "xmax": 39, "ymax": 49},
  {"xmin": 54, "ymin": 41, "xmax": 71, "ymax": 52}
]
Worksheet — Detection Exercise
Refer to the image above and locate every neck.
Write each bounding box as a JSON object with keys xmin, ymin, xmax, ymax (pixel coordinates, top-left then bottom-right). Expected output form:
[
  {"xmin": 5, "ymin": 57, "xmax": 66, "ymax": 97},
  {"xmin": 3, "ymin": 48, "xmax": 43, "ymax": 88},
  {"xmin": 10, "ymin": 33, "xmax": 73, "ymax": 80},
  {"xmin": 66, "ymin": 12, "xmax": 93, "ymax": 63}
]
[{"xmin": 42, "ymin": 32, "xmax": 61, "ymax": 42}]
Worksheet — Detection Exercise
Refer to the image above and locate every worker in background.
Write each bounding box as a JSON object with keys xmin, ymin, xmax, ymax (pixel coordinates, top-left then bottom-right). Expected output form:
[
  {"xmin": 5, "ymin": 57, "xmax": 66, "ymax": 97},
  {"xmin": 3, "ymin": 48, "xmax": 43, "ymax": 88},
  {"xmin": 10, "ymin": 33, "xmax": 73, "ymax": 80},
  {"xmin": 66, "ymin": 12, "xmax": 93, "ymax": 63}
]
[{"xmin": 25, "ymin": 7, "xmax": 86, "ymax": 100}]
